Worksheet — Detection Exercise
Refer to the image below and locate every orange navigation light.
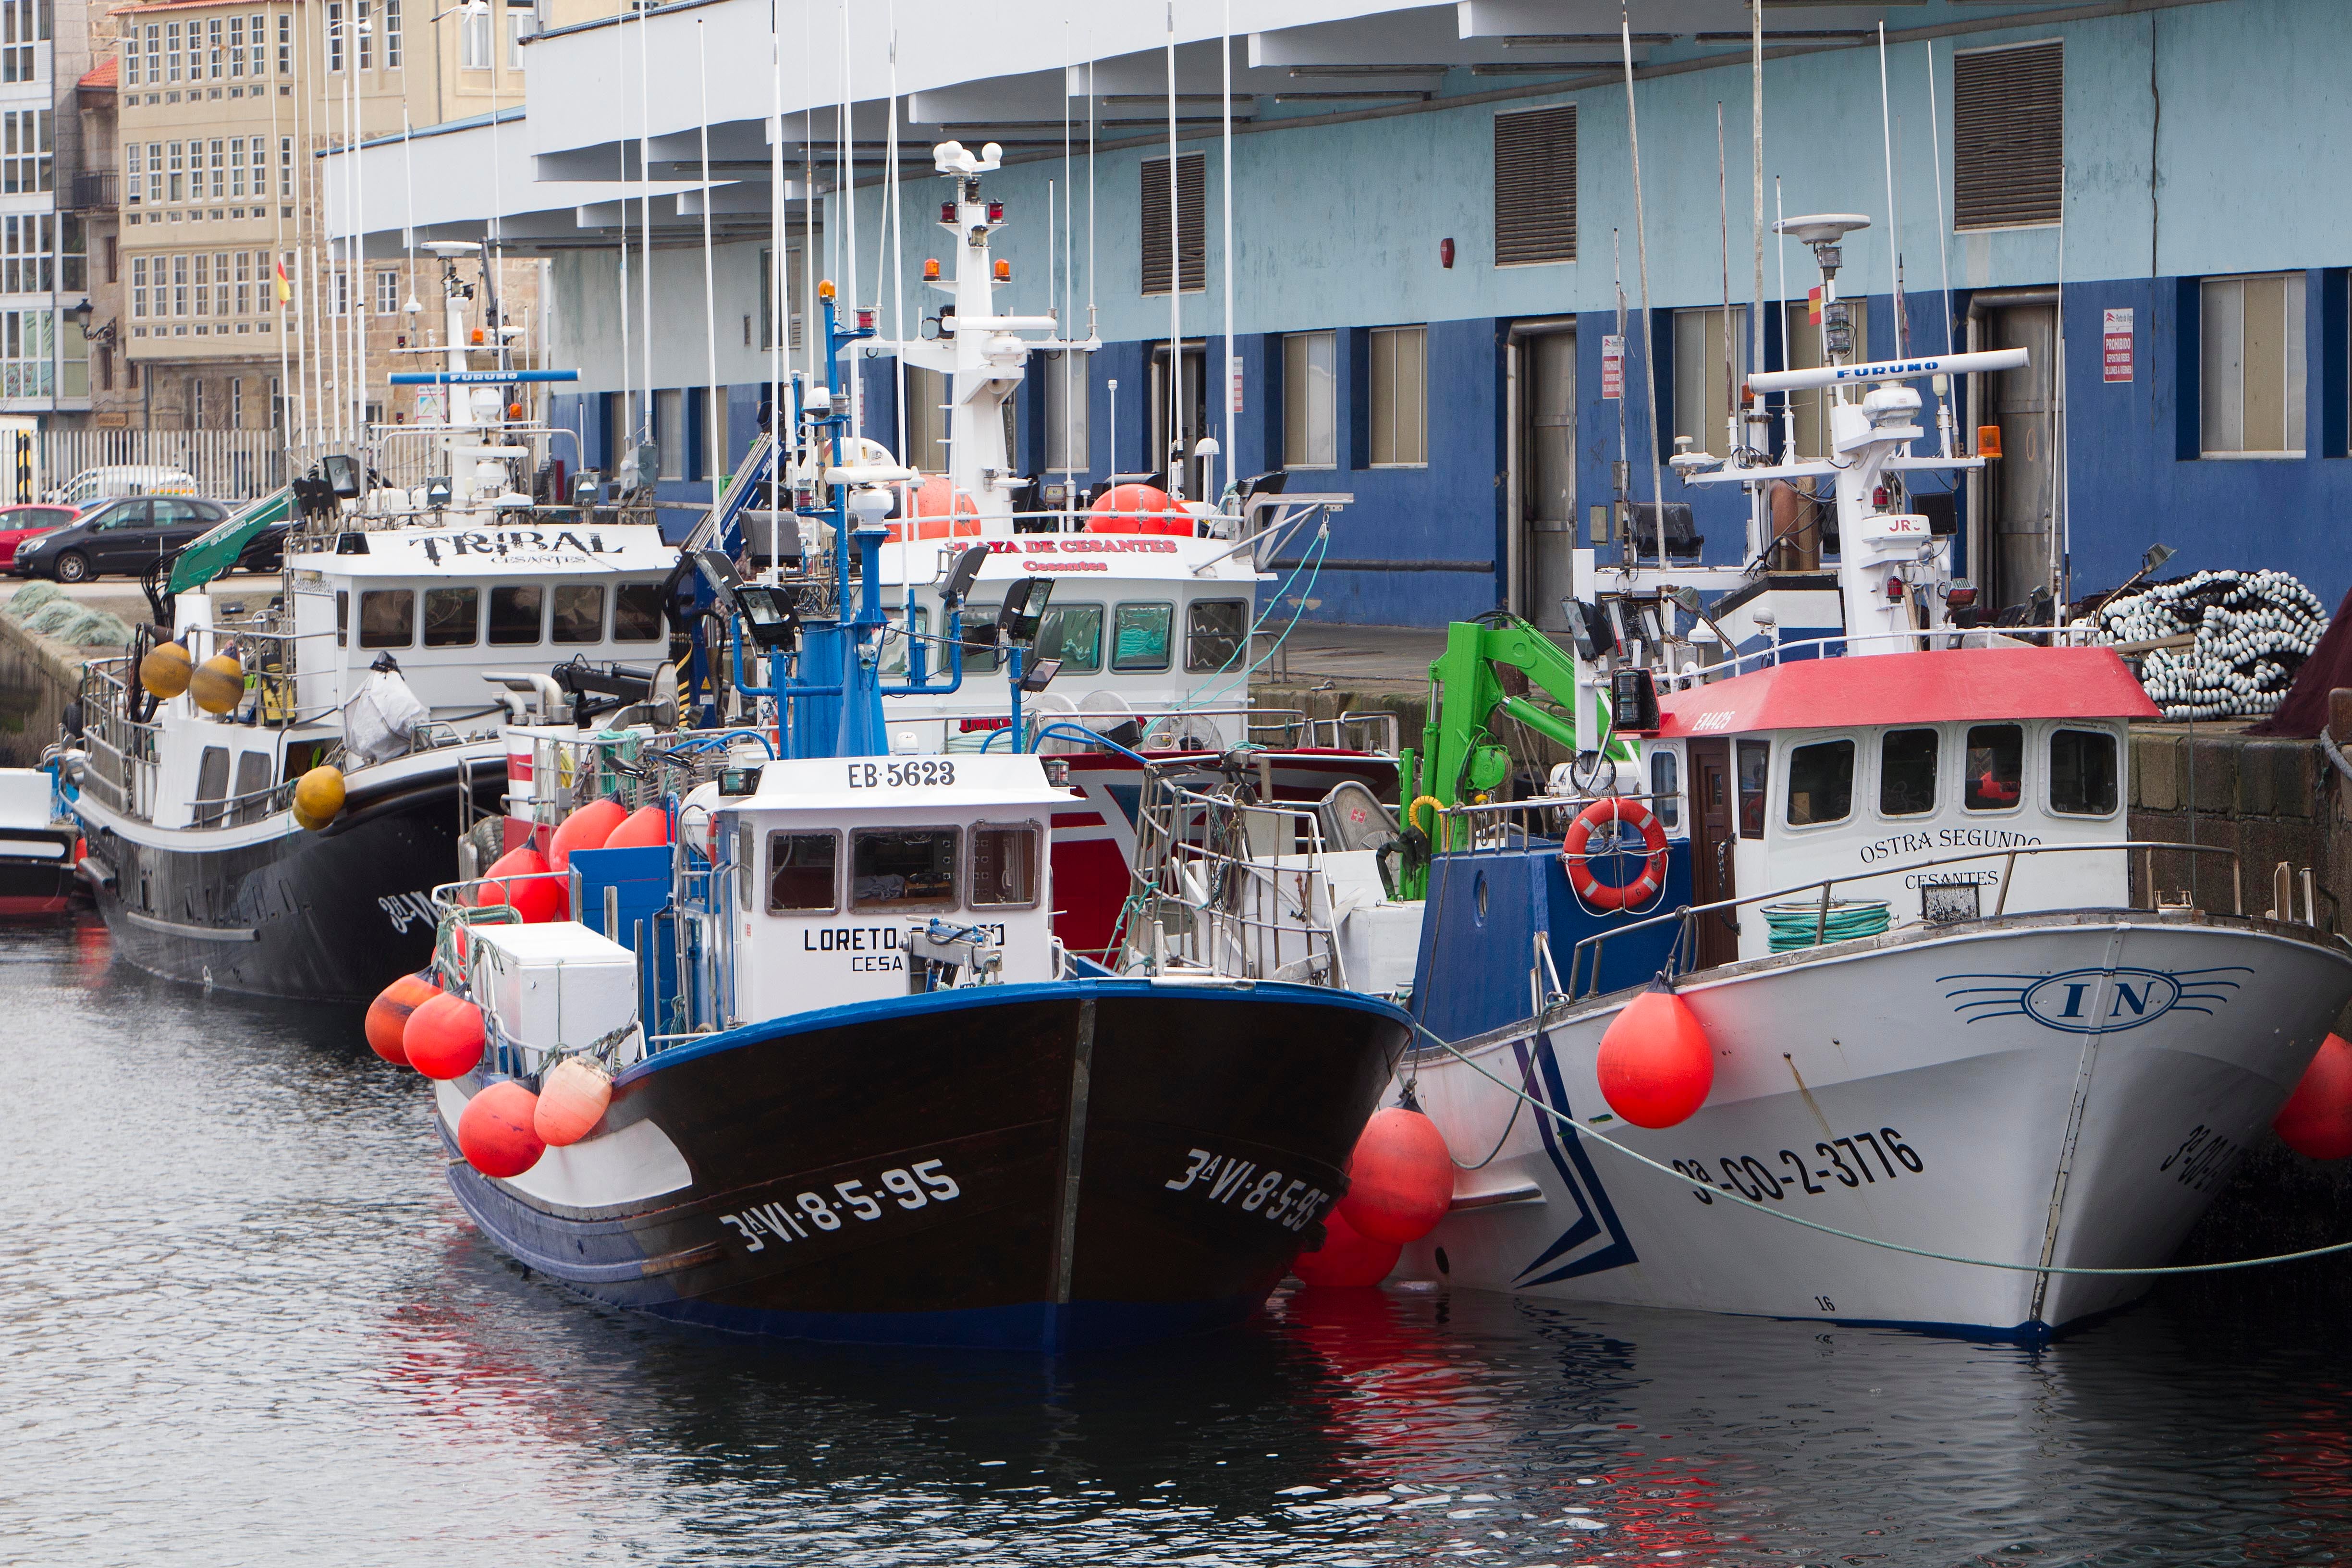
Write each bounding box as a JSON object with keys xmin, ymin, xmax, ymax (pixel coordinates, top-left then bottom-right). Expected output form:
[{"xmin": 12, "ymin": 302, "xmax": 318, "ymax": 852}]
[
  {"xmin": 1976, "ymin": 424, "xmax": 2004, "ymax": 459},
  {"xmin": 922, "ymin": 258, "xmax": 941, "ymax": 281},
  {"xmin": 470, "ymin": 327, "xmax": 485, "ymax": 344},
  {"xmin": 992, "ymin": 259, "xmax": 1011, "ymax": 282},
  {"xmin": 817, "ymin": 279, "xmax": 836, "ymax": 300}
]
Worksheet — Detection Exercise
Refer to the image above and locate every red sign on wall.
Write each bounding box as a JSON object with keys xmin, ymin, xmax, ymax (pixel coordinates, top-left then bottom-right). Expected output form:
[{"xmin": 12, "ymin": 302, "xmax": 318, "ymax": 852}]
[
  {"xmin": 1602, "ymin": 335, "xmax": 1625, "ymax": 400},
  {"xmin": 2103, "ymin": 308, "xmax": 2134, "ymax": 384}
]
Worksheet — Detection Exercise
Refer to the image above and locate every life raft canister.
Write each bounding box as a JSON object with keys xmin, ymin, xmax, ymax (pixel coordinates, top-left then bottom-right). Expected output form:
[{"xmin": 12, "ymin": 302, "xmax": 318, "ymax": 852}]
[{"xmin": 1561, "ymin": 796, "xmax": 1669, "ymax": 911}]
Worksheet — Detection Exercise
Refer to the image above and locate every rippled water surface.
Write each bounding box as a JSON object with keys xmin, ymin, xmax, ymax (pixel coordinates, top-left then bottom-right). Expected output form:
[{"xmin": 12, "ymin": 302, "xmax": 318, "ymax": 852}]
[{"xmin": 8, "ymin": 917, "xmax": 2352, "ymax": 1567}]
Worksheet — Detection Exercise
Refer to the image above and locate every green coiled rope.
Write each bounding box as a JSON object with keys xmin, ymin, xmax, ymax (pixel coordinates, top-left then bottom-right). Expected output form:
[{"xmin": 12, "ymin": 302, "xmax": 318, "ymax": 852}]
[{"xmin": 1762, "ymin": 899, "xmax": 1891, "ymax": 952}]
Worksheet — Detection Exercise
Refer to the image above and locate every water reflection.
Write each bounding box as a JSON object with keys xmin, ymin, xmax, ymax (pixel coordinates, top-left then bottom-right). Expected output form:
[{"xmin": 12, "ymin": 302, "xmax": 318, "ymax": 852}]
[{"xmin": 8, "ymin": 917, "xmax": 2352, "ymax": 1567}]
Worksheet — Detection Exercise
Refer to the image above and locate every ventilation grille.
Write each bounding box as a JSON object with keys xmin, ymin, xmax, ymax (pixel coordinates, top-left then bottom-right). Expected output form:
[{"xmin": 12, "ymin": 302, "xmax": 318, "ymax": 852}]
[
  {"xmin": 1494, "ymin": 105, "xmax": 1576, "ymax": 266},
  {"xmin": 1139, "ymin": 153, "xmax": 1205, "ymax": 294},
  {"xmin": 1953, "ymin": 42, "xmax": 2062, "ymax": 231}
]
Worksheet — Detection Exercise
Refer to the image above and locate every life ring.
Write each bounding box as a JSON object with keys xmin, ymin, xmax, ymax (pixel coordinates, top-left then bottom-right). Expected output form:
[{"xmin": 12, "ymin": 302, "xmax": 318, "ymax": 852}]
[{"xmin": 1562, "ymin": 796, "xmax": 1668, "ymax": 911}]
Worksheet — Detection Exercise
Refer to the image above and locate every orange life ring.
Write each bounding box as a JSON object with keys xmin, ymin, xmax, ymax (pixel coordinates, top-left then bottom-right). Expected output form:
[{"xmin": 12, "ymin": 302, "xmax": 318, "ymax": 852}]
[{"xmin": 1561, "ymin": 796, "xmax": 1669, "ymax": 911}]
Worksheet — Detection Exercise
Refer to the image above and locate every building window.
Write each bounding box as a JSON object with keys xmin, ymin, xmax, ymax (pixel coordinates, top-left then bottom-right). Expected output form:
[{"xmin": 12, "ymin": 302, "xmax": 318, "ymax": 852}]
[
  {"xmin": 132, "ymin": 257, "xmax": 147, "ymax": 319},
  {"xmin": 125, "ymin": 144, "xmax": 142, "ymax": 207},
  {"xmin": 122, "ymin": 37, "xmax": 138, "ymax": 87},
  {"xmin": 1282, "ymin": 331, "xmax": 1336, "ymax": 468},
  {"xmin": 277, "ymin": 14, "xmax": 291, "ymax": 75},
  {"xmin": 1139, "ymin": 153, "xmax": 1204, "ymax": 295},
  {"xmin": 507, "ymin": 7, "xmax": 532, "ymax": 68},
  {"xmin": 357, "ymin": 0, "xmax": 371, "ymax": 70},
  {"xmin": 212, "ymin": 252, "xmax": 228, "ymax": 318},
  {"xmin": 235, "ymin": 252, "xmax": 251, "ymax": 315},
  {"xmin": 228, "ymin": 14, "xmax": 243, "ymax": 76},
  {"xmin": 0, "ymin": 0, "xmax": 49, "ymax": 83},
  {"xmin": 0, "ymin": 307, "xmax": 54, "ymax": 397},
  {"xmin": 209, "ymin": 139, "xmax": 225, "ymax": 200},
  {"xmin": 1673, "ymin": 305, "xmax": 1748, "ymax": 457},
  {"xmin": 147, "ymin": 142, "xmax": 163, "ymax": 206},
  {"xmin": 0, "ymin": 214, "xmax": 53, "ymax": 293},
  {"xmin": 326, "ymin": 2, "xmax": 343, "ymax": 71},
  {"xmin": 229, "ymin": 138, "xmax": 244, "ymax": 197},
  {"xmin": 461, "ymin": 6, "xmax": 491, "ymax": 68},
  {"xmin": 1781, "ymin": 298, "xmax": 1868, "ymax": 460},
  {"xmin": 208, "ymin": 16, "xmax": 224, "ymax": 79},
  {"xmin": 103, "ymin": 234, "xmax": 115, "ymax": 285},
  {"xmin": 247, "ymin": 12, "xmax": 265, "ymax": 75},
  {"xmin": 167, "ymin": 20, "xmax": 182, "ymax": 83},
  {"xmin": 384, "ymin": 0, "xmax": 401, "ymax": 68},
  {"xmin": 192, "ymin": 377, "xmax": 207, "ymax": 427},
  {"xmin": 902, "ymin": 365, "xmax": 946, "ymax": 473},
  {"xmin": 374, "ymin": 268, "xmax": 398, "ymax": 315},
  {"xmin": 653, "ymin": 388, "xmax": 683, "ymax": 478},
  {"xmin": 1953, "ymin": 41, "xmax": 2062, "ymax": 231},
  {"xmin": 1042, "ymin": 350, "xmax": 1089, "ymax": 472},
  {"xmin": 1, "ymin": 111, "xmax": 50, "ymax": 196},
  {"xmin": 2201, "ymin": 273, "xmax": 2305, "ymax": 457},
  {"xmin": 172, "ymin": 254, "xmax": 188, "ymax": 318},
  {"xmin": 193, "ymin": 253, "xmax": 208, "ymax": 317},
  {"xmin": 1368, "ymin": 325, "xmax": 1427, "ymax": 467},
  {"xmin": 166, "ymin": 139, "xmax": 183, "ymax": 203},
  {"xmin": 61, "ymin": 218, "xmax": 82, "ymax": 292},
  {"xmin": 1494, "ymin": 105, "xmax": 1577, "ymax": 267},
  {"xmin": 330, "ymin": 268, "xmax": 349, "ymax": 316},
  {"xmin": 146, "ymin": 23, "xmax": 161, "ymax": 86},
  {"xmin": 279, "ymin": 137, "xmax": 293, "ymax": 198}
]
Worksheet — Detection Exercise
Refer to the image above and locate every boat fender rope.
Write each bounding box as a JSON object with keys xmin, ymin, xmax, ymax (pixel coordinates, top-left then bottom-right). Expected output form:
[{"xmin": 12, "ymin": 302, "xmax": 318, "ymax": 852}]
[
  {"xmin": 1415, "ymin": 1017, "xmax": 2352, "ymax": 1278},
  {"xmin": 2320, "ymin": 725, "xmax": 2352, "ymax": 786}
]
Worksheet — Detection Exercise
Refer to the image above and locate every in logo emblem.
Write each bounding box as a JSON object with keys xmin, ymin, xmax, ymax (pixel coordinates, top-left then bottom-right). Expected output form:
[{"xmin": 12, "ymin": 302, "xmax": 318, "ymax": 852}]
[{"xmin": 1939, "ymin": 966, "xmax": 2248, "ymax": 1033}]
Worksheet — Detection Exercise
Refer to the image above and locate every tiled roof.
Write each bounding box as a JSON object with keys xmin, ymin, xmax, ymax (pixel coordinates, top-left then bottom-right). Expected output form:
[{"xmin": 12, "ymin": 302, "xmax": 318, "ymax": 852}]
[{"xmin": 78, "ymin": 57, "xmax": 119, "ymax": 90}]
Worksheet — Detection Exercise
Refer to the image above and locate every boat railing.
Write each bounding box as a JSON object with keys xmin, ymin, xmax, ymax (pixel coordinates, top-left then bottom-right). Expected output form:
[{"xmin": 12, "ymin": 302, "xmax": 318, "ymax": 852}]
[
  {"xmin": 74, "ymin": 657, "xmax": 159, "ymax": 819},
  {"xmin": 1562, "ymin": 839, "xmax": 2254, "ymax": 1000},
  {"xmin": 1308, "ymin": 710, "xmax": 1402, "ymax": 755},
  {"xmin": 1122, "ymin": 774, "xmax": 1350, "ymax": 988},
  {"xmin": 1418, "ymin": 790, "xmax": 1681, "ymax": 857}
]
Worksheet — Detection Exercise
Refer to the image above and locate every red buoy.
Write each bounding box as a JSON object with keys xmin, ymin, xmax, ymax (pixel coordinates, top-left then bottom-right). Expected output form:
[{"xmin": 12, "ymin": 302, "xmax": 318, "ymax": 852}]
[
  {"xmin": 1595, "ymin": 981, "xmax": 1714, "ymax": 1128},
  {"xmin": 457, "ymin": 1081, "xmax": 546, "ymax": 1178},
  {"xmin": 405, "ymin": 991, "xmax": 487, "ymax": 1080},
  {"xmin": 1086, "ymin": 482, "xmax": 1191, "ymax": 536},
  {"xmin": 1338, "ymin": 1106, "xmax": 1455, "ymax": 1243},
  {"xmin": 548, "ymin": 797, "xmax": 627, "ymax": 872},
  {"xmin": 2276, "ymin": 1033, "xmax": 2352, "ymax": 1160},
  {"xmin": 478, "ymin": 845, "xmax": 566, "ymax": 922},
  {"xmin": 1292, "ymin": 1207, "xmax": 1401, "ymax": 1289},
  {"xmin": 364, "ymin": 971, "xmax": 440, "ymax": 1065},
  {"xmin": 534, "ymin": 1057, "xmax": 613, "ymax": 1147},
  {"xmin": 606, "ymin": 805, "xmax": 673, "ymax": 850}
]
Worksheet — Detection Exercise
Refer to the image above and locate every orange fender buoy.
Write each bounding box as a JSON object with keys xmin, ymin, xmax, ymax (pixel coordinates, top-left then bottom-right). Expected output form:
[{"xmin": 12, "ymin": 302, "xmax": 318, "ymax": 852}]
[
  {"xmin": 457, "ymin": 1081, "xmax": 546, "ymax": 1178},
  {"xmin": 1292, "ymin": 1207, "xmax": 1401, "ymax": 1289},
  {"xmin": 479, "ymin": 845, "xmax": 565, "ymax": 922},
  {"xmin": 548, "ymin": 797, "xmax": 627, "ymax": 872},
  {"xmin": 1337, "ymin": 1106, "xmax": 1455, "ymax": 1243},
  {"xmin": 365, "ymin": 970, "xmax": 441, "ymax": 1065},
  {"xmin": 534, "ymin": 1057, "xmax": 613, "ymax": 1147},
  {"xmin": 1595, "ymin": 980, "xmax": 1714, "ymax": 1128},
  {"xmin": 405, "ymin": 991, "xmax": 487, "ymax": 1080},
  {"xmin": 606, "ymin": 805, "xmax": 673, "ymax": 850},
  {"xmin": 1086, "ymin": 482, "xmax": 1189, "ymax": 535},
  {"xmin": 2276, "ymin": 1033, "xmax": 2352, "ymax": 1160}
]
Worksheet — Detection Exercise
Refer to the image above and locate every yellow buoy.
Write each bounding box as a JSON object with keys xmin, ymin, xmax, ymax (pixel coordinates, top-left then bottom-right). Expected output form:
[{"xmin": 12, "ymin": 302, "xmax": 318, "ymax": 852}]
[
  {"xmin": 291, "ymin": 803, "xmax": 331, "ymax": 833},
  {"xmin": 188, "ymin": 653, "xmax": 245, "ymax": 715},
  {"xmin": 293, "ymin": 765, "xmax": 346, "ymax": 823},
  {"xmin": 138, "ymin": 641, "xmax": 194, "ymax": 699}
]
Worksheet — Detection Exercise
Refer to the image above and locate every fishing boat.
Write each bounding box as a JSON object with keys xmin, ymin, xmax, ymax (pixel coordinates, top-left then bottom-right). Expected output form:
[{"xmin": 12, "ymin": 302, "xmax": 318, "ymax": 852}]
[
  {"xmin": 1122, "ymin": 215, "xmax": 2352, "ymax": 1337},
  {"xmin": 0, "ymin": 763, "xmax": 78, "ymax": 916},
  {"xmin": 395, "ymin": 289, "xmax": 1411, "ymax": 1348},
  {"xmin": 61, "ymin": 244, "xmax": 671, "ymax": 1001}
]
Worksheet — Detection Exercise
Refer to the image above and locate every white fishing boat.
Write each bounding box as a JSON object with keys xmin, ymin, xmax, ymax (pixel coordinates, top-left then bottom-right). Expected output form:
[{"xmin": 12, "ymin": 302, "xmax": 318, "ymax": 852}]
[{"xmin": 1120, "ymin": 215, "xmax": 2352, "ymax": 1337}]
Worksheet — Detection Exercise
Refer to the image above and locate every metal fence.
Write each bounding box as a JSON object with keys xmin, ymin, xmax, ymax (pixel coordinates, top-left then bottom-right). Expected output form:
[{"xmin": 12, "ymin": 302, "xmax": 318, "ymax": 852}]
[{"xmin": 35, "ymin": 429, "xmax": 287, "ymax": 503}]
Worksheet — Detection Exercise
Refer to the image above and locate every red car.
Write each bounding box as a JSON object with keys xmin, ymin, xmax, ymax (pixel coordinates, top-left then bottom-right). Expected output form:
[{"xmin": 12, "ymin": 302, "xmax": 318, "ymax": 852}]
[{"xmin": 0, "ymin": 504, "xmax": 76, "ymax": 571}]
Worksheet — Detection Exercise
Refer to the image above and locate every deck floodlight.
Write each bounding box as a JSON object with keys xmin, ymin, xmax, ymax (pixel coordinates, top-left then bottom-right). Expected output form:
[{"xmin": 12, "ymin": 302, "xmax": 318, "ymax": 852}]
[
  {"xmin": 1018, "ymin": 657, "xmax": 1062, "ymax": 694},
  {"xmin": 941, "ymin": 543, "xmax": 989, "ymax": 609},
  {"xmin": 998, "ymin": 577, "xmax": 1054, "ymax": 644},
  {"xmin": 692, "ymin": 548, "xmax": 744, "ymax": 612},
  {"xmin": 424, "ymin": 475, "xmax": 453, "ymax": 509},
  {"xmin": 733, "ymin": 584, "xmax": 799, "ymax": 651},
  {"xmin": 321, "ymin": 453, "xmax": 361, "ymax": 498},
  {"xmin": 2143, "ymin": 542, "xmax": 2176, "ymax": 574}
]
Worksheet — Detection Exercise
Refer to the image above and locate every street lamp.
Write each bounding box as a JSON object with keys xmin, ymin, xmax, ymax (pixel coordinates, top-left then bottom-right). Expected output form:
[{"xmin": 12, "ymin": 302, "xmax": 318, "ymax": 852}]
[{"xmin": 69, "ymin": 298, "xmax": 117, "ymax": 349}]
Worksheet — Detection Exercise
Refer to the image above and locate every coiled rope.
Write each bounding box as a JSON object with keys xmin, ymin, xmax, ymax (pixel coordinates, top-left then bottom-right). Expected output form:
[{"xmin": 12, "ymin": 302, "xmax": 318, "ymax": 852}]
[{"xmin": 1414, "ymin": 1018, "xmax": 2352, "ymax": 1277}]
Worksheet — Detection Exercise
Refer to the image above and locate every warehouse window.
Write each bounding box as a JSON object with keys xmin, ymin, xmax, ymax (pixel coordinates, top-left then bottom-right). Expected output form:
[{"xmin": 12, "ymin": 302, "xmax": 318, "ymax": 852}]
[
  {"xmin": 2201, "ymin": 273, "xmax": 2305, "ymax": 457},
  {"xmin": 654, "ymin": 388, "xmax": 683, "ymax": 478},
  {"xmin": 1674, "ymin": 306, "xmax": 1748, "ymax": 457},
  {"xmin": 1494, "ymin": 105, "xmax": 1576, "ymax": 266},
  {"xmin": 1953, "ymin": 41, "xmax": 2061, "ymax": 231},
  {"xmin": 1139, "ymin": 153, "xmax": 1204, "ymax": 295},
  {"xmin": 902, "ymin": 364, "xmax": 947, "ymax": 472},
  {"xmin": 1283, "ymin": 331, "xmax": 1335, "ymax": 468},
  {"xmin": 1368, "ymin": 325, "xmax": 1427, "ymax": 467},
  {"xmin": 1042, "ymin": 349, "xmax": 1089, "ymax": 472}
]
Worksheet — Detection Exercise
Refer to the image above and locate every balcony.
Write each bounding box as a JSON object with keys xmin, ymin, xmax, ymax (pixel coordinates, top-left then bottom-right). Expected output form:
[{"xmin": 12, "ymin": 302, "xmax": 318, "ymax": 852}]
[{"xmin": 68, "ymin": 172, "xmax": 117, "ymax": 212}]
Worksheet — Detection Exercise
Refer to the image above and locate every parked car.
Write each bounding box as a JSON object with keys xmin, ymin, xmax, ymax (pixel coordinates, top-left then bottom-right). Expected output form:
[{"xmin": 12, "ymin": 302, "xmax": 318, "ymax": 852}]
[
  {"xmin": 0, "ymin": 503, "xmax": 77, "ymax": 571},
  {"xmin": 44, "ymin": 466, "xmax": 203, "ymax": 506},
  {"xmin": 9, "ymin": 496, "xmax": 232, "ymax": 582}
]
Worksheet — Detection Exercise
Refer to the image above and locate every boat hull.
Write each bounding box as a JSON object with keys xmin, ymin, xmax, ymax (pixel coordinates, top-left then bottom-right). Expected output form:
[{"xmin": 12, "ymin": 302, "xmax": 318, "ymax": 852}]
[
  {"xmin": 1399, "ymin": 912, "xmax": 2352, "ymax": 1337},
  {"xmin": 0, "ymin": 825, "xmax": 79, "ymax": 916},
  {"xmin": 74, "ymin": 747, "xmax": 506, "ymax": 1002},
  {"xmin": 437, "ymin": 977, "xmax": 1412, "ymax": 1348}
]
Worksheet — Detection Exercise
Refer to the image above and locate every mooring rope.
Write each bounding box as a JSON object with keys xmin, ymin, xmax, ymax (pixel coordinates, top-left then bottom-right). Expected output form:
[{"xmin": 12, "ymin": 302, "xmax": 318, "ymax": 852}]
[{"xmin": 1414, "ymin": 1018, "xmax": 2352, "ymax": 1277}]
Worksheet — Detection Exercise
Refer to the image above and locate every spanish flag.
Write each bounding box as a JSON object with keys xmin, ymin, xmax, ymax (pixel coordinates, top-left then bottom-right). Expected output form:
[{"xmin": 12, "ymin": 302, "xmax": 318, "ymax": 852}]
[
  {"xmin": 1807, "ymin": 285, "xmax": 1824, "ymax": 325},
  {"xmin": 274, "ymin": 259, "xmax": 292, "ymax": 305}
]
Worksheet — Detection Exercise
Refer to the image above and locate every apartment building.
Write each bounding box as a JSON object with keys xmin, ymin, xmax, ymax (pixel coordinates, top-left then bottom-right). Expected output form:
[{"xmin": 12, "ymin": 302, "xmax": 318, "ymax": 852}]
[
  {"xmin": 109, "ymin": 0, "xmax": 582, "ymax": 441},
  {"xmin": 0, "ymin": 0, "xmax": 103, "ymax": 428}
]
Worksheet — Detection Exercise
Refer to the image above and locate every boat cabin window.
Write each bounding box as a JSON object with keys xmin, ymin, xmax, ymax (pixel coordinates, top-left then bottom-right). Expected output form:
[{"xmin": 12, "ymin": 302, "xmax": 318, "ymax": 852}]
[
  {"xmin": 193, "ymin": 744, "xmax": 230, "ymax": 826},
  {"xmin": 1963, "ymin": 724, "xmax": 2024, "ymax": 811},
  {"xmin": 614, "ymin": 582, "xmax": 665, "ymax": 642},
  {"xmin": 1036, "ymin": 601, "xmax": 1102, "ymax": 674},
  {"xmin": 231, "ymin": 750, "xmax": 272, "ymax": 824},
  {"xmin": 850, "ymin": 827, "xmax": 960, "ymax": 912},
  {"xmin": 1112, "ymin": 603, "xmax": 1173, "ymax": 672},
  {"xmin": 489, "ymin": 584, "xmax": 544, "ymax": 645},
  {"xmin": 970, "ymin": 823, "xmax": 1041, "ymax": 908},
  {"xmin": 1736, "ymin": 740, "xmax": 1769, "ymax": 838},
  {"xmin": 335, "ymin": 590, "xmax": 348, "ymax": 648},
  {"xmin": 1186, "ymin": 599, "xmax": 1250, "ymax": 673},
  {"xmin": 767, "ymin": 830, "xmax": 840, "ymax": 913},
  {"xmin": 962, "ymin": 606, "xmax": 1002, "ymax": 674},
  {"xmin": 1879, "ymin": 728, "xmax": 1938, "ymax": 816},
  {"xmin": 1650, "ymin": 749, "xmax": 1679, "ymax": 828},
  {"xmin": 552, "ymin": 584, "xmax": 605, "ymax": 645},
  {"xmin": 881, "ymin": 607, "xmax": 931, "ymax": 676},
  {"xmin": 2049, "ymin": 728, "xmax": 2119, "ymax": 817},
  {"xmin": 1785, "ymin": 739, "xmax": 1854, "ymax": 826},
  {"xmin": 424, "ymin": 586, "xmax": 479, "ymax": 647},
  {"xmin": 358, "ymin": 588, "xmax": 414, "ymax": 649}
]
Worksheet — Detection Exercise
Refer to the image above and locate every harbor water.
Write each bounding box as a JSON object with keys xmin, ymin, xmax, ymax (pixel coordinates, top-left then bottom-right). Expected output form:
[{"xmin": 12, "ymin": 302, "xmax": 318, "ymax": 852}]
[{"xmin": 9, "ymin": 914, "xmax": 2352, "ymax": 1568}]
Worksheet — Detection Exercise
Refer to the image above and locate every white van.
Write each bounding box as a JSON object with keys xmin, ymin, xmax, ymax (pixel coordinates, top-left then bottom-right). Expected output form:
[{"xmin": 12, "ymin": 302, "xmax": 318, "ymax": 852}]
[{"xmin": 47, "ymin": 465, "xmax": 201, "ymax": 505}]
